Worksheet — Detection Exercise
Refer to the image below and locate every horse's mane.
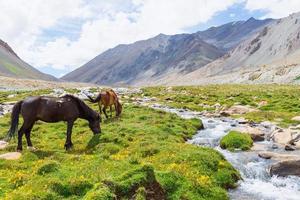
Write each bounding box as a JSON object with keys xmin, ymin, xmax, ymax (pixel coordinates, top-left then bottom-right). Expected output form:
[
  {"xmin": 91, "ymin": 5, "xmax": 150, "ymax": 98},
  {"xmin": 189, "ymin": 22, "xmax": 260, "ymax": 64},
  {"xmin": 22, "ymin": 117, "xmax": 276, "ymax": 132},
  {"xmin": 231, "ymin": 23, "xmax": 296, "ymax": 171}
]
[{"xmin": 62, "ymin": 95, "xmax": 96, "ymax": 119}]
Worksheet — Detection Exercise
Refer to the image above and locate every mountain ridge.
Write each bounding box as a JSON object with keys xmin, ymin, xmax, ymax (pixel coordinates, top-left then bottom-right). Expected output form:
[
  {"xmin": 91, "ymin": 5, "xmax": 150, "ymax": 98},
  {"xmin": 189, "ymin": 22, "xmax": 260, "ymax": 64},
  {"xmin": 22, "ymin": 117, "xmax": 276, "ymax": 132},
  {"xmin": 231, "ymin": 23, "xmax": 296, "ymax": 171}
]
[{"xmin": 62, "ymin": 17, "xmax": 274, "ymax": 86}]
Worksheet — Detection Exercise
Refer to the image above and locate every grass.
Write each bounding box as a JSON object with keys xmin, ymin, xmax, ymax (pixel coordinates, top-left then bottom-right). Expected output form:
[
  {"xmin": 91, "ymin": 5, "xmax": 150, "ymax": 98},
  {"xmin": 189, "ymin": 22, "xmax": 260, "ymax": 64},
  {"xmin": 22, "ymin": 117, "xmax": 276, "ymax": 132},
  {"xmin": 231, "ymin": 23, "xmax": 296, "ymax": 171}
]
[
  {"xmin": 220, "ymin": 131, "xmax": 253, "ymax": 151},
  {"xmin": 0, "ymin": 90, "xmax": 239, "ymax": 199},
  {"xmin": 139, "ymin": 84, "xmax": 300, "ymax": 127}
]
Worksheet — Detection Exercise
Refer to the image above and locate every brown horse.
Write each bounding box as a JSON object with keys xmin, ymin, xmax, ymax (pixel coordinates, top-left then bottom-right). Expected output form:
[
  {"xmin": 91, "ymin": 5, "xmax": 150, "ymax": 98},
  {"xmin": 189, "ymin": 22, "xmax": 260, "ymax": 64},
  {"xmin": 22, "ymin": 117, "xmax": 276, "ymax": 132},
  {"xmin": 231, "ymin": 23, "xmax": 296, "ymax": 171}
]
[
  {"xmin": 6, "ymin": 95, "xmax": 100, "ymax": 151},
  {"xmin": 87, "ymin": 89, "xmax": 122, "ymax": 119}
]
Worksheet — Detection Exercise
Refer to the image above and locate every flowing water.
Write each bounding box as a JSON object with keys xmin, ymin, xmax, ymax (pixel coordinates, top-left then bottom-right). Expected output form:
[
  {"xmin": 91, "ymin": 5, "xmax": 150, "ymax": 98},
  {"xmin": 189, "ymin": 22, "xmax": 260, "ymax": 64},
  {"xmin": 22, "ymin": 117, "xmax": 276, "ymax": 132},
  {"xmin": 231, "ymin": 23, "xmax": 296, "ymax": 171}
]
[{"xmin": 149, "ymin": 103, "xmax": 300, "ymax": 200}]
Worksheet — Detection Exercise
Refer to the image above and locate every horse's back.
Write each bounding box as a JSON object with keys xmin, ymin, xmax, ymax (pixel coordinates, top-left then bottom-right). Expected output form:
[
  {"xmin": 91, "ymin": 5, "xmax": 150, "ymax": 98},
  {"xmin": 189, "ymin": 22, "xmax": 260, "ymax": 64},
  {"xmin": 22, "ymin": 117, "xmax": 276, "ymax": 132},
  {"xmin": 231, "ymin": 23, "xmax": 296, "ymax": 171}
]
[{"xmin": 21, "ymin": 96, "xmax": 80, "ymax": 122}]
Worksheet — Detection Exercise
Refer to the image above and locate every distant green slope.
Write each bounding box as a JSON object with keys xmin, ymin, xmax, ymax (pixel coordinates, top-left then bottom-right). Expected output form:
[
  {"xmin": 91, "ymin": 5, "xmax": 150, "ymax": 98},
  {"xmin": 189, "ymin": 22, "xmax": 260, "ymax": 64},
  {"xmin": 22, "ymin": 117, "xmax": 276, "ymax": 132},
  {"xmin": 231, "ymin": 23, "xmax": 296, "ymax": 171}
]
[{"xmin": 0, "ymin": 39, "xmax": 56, "ymax": 81}]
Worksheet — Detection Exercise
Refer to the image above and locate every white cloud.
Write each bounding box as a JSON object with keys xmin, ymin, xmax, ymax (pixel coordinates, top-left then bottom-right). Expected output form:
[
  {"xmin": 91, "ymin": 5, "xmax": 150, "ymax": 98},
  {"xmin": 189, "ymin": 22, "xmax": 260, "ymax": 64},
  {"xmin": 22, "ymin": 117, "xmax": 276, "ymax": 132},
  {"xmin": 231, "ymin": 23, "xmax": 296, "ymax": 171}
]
[
  {"xmin": 0, "ymin": 0, "xmax": 240, "ymax": 73},
  {"xmin": 245, "ymin": 0, "xmax": 300, "ymax": 18}
]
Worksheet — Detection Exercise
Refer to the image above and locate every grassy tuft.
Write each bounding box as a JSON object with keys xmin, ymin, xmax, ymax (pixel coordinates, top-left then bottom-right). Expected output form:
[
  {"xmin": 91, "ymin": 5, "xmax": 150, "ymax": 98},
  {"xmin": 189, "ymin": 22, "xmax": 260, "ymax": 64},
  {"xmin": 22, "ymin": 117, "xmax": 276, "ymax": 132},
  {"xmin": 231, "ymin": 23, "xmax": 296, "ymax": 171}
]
[{"xmin": 220, "ymin": 131, "xmax": 253, "ymax": 151}]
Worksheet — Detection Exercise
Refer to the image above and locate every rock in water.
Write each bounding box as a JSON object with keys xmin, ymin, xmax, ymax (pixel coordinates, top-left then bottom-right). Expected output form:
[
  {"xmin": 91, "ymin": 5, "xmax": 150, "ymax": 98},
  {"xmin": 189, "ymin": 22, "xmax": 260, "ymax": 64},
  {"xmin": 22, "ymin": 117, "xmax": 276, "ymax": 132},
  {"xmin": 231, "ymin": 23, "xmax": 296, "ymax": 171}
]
[
  {"xmin": 233, "ymin": 126, "xmax": 265, "ymax": 141},
  {"xmin": 270, "ymin": 159, "xmax": 300, "ymax": 177},
  {"xmin": 285, "ymin": 144, "xmax": 296, "ymax": 151},
  {"xmin": 272, "ymin": 129, "xmax": 292, "ymax": 144},
  {"xmin": 0, "ymin": 152, "xmax": 21, "ymax": 160}
]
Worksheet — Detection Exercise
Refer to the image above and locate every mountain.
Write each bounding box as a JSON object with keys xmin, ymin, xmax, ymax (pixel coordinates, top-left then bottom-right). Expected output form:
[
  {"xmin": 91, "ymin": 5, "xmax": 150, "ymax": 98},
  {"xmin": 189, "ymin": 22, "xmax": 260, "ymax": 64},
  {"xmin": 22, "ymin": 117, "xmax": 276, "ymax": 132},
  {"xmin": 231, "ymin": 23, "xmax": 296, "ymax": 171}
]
[
  {"xmin": 197, "ymin": 17, "xmax": 273, "ymax": 50},
  {"xmin": 0, "ymin": 39, "xmax": 56, "ymax": 81},
  {"xmin": 173, "ymin": 12, "xmax": 300, "ymax": 85},
  {"xmin": 62, "ymin": 17, "xmax": 272, "ymax": 86},
  {"xmin": 62, "ymin": 34, "xmax": 224, "ymax": 85}
]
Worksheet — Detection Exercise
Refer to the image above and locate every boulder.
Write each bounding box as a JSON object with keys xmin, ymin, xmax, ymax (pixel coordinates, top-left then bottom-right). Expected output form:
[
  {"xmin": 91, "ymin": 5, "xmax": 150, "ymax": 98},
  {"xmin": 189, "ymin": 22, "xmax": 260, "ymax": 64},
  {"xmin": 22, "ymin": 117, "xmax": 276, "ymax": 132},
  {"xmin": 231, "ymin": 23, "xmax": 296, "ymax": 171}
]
[
  {"xmin": 0, "ymin": 140, "xmax": 8, "ymax": 150},
  {"xmin": 258, "ymin": 152, "xmax": 272, "ymax": 159},
  {"xmin": 258, "ymin": 151, "xmax": 300, "ymax": 161},
  {"xmin": 0, "ymin": 152, "xmax": 21, "ymax": 160},
  {"xmin": 270, "ymin": 159, "xmax": 300, "ymax": 177},
  {"xmin": 272, "ymin": 129, "xmax": 292, "ymax": 145},
  {"xmin": 233, "ymin": 126, "xmax": 265, "ymax": 141},
  {"xmin": 285, "ymin": 144, "xmax": 296, "ymax": 151},
  {"xmin": 251, "ymin": 143, "xmax": 267, "ymax": 151},
  {"xmin": 222, "ymin": 105, "xmax": 258, "ymax": 116},
  {"xmin": 292, "ymin": 116, "xmax": 300, "ymax": 121}
]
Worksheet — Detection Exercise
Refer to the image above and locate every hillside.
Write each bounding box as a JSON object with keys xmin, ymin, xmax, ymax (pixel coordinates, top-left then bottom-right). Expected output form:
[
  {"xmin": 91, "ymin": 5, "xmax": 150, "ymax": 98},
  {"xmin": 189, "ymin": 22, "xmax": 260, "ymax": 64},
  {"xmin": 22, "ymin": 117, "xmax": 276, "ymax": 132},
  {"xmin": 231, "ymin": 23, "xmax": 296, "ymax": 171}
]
[
  {"xmin": 62, "ymin": 17, "xmax": 271, "ymax": 86},
  {"xmin": 0, "ymin": 39, "xmax": 56, "ymax": 81},
  {"xmin": 62, "ymin": 34, "xmax": 224, "ymax": 86},
  {"xmin": 173, "ymin": 12, "xmax": 300, "ymax": 85}
]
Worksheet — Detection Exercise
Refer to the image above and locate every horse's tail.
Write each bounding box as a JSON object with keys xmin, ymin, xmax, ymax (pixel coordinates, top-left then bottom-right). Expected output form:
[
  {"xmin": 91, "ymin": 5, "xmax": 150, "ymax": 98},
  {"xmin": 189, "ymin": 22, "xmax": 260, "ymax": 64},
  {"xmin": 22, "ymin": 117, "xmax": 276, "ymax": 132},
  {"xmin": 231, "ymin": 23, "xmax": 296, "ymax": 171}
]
[
  {"xmin": 87, "ymin": 93, "xmax": 101, "ymax": 103},
  {"xmin": 6, "ymin": 101, "xmax": 22, "ymax": 140}
]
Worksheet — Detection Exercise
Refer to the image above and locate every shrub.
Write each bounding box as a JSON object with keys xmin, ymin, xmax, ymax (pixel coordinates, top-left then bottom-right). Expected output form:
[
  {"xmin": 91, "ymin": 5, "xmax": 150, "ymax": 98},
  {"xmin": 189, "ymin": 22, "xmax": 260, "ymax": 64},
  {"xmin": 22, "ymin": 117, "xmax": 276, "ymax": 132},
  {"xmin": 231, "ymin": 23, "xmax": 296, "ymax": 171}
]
[{"xmin": 220, "ymin": 131, "xmax": 253, "ymax": 151}]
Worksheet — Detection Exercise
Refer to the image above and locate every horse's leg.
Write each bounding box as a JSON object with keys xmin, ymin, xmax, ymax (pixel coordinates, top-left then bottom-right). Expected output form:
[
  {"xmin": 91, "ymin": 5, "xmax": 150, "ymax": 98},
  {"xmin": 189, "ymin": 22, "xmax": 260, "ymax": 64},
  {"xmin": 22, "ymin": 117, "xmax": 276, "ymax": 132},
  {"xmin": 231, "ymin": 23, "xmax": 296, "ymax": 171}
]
[
  {"xmin": 64, "ymin": 120, "xmax": 74, "ymax": 150},
  {"xmin": 17, "ymin": 124, "xmax": 25, "ymax": 151},
  {"xmin": 25, "ymin": 122, "xmax": 35, "ymax": 150},
  {"xmin": 110, "ymin": 105, "xmax": 113, "ymax": 118},
  {"xmin": 114, "ymin": 102, "xmax": 118, "ymax": 117},
  {"xmin": 102, "ymin": 106, "xmax": 108, "ymax": 119},
  {"xmin": 98, "ymin": 102, "xmax": 102, "ymax": 122}
]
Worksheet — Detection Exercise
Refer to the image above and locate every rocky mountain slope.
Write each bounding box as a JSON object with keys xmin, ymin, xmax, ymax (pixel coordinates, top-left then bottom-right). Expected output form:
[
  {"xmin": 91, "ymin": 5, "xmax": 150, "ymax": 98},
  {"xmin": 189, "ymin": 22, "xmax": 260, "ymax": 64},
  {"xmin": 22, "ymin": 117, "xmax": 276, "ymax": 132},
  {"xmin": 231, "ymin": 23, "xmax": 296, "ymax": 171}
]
[
  {"xmin": 0, "ymin": 39, "xmax": 56, "ymax": 81},
  {"xmin": 173, "ymin": 12, "xmax": 300, "ymax": 85},
  {"xmin": 197, "ymin": 17, "xmax": 273, "ymax": 50},
  {"xmin": 62, "ymin": 17, "xmax": 272, "ymax": 86},
  {"xmin": 62, "ymin": 34, "xmax": 224, "ymax": 85}
]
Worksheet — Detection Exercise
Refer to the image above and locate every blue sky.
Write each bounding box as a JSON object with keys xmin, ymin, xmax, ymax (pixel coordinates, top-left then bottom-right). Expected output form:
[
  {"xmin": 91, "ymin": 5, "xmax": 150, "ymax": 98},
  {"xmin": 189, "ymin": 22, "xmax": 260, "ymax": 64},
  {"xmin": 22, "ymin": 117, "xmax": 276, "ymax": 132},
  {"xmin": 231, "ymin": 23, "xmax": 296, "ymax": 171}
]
[{"xmin": 0, "ymin": 0, "xmax": 299, "ymax": 78}]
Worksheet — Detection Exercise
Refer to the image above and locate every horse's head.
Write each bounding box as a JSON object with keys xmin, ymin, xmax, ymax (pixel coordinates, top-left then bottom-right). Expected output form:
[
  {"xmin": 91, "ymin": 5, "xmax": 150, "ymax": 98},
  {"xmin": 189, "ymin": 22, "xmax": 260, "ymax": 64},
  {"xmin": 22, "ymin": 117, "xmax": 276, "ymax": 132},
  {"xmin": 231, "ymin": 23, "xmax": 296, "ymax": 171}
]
[
  {"xmin": 89, "ymin": 112, "xmax": 101, "ymax": 134},
  {"xmin": 117, "ymin": 102, "xmax": 123, "ymax": 116}
]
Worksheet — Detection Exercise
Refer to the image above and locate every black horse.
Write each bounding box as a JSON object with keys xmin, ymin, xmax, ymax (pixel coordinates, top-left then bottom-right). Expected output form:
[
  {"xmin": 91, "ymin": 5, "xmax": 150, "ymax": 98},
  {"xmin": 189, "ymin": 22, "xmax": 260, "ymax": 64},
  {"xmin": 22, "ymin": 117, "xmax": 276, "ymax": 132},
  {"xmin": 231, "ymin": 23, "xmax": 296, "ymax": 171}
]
[{"xmin": 6, "ymin": 94, "xmax": 101, "ymax": 151}]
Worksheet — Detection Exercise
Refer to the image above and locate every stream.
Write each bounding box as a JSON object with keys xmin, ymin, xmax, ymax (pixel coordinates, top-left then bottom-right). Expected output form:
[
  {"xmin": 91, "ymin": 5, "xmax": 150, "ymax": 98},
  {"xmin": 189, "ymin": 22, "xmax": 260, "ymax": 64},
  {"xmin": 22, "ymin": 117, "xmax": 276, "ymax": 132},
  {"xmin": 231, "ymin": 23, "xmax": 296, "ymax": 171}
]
[{"xmin": 148, "ymin": 103, "xmax": 300, "ymax": 200}]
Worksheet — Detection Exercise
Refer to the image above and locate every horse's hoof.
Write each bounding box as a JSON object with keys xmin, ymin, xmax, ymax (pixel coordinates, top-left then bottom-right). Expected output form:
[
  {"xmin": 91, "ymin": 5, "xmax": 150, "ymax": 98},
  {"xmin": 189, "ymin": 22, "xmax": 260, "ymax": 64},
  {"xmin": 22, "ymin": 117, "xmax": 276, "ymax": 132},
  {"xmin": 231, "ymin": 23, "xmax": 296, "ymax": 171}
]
[
  {"xmin": 27, "ymin": 146, "xmax": 37, "ymax": 151},
  {"xmin": 65, "ymin": 143, "xmax": 73, "ymax": 151}
]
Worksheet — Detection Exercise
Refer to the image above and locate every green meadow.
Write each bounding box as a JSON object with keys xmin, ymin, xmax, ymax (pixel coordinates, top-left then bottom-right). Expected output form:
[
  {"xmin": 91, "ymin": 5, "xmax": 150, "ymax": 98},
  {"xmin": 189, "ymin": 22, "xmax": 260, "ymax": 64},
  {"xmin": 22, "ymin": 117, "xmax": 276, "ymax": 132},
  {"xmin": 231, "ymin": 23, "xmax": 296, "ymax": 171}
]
[
  {"xmin": 0, "ymin": 89, "xmax": 239, "ymax": 200},
  {"xmin": 140, "ymin": 84, "xmax": 300, "ymax": 127}
]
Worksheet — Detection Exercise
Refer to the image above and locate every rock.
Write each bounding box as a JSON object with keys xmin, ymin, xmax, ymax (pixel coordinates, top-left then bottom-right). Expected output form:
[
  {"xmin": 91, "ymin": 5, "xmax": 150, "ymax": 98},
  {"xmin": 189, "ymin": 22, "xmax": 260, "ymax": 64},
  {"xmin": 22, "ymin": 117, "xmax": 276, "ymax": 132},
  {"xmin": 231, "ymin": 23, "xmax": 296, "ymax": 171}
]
[
  {"xmin": 0, "ymin": 152, "xmax": 21, "ymax": 160},
  {"xmin": 0, "ymin": 140, "xmax": 8, "ymax": 150},
  {"xmin": 272, "ymin": 129, "xmax": 292, "ymax": 145},
  {"xmin": 222, "ymin": 105, "xmax": 258, "ymax": 116},
  {"xmin": 251, "ymin": 143, "xmax": 267, "ymax": 151},
  {"xmin": 258, "ymin": 100, "xmax": 268, "ymax": 107},
  {"xmin": 272, "ymin": 144, "xmax": 279, "ymax": 149},
  {"xmin": 270, "ymin": 159, "xmax": 300, "ymax": 177},
  {"xmin": 258, "ymin": 152, "xmax": 272, "ymax": 159},
  {"xmin": 233, "ymin": 126, "xmax": 265, "ymax": 141},
  {"xmin": 7, "ymin": 94, "xmax": 16, "ymax": 98},
  {"xmin": 165, "ymin": 97, "xmax": 172, "ymax": 101},
  {"xmin": 237, "ymin": 118, "xmax": 248, "ymax": 124},
  {"xmin": 220, "ymin": 111, "xmax": 230, "ymax": 117},
  {"xmin": 214, "ymin": 103, "xmax": 221, "ymax": 109},
  {"xmin": 27, "ymin": 146, "xmax": 37, "ymax": 151},
  {"xmin": 292, "ymin": 116, "xmax": 300, "ymax": 121},
  {"xmin": 285, "ymin": 144, "xmax": 296, "ymax": 151},
  {"xmin": 258, "ymin": 151, "xmax": 300, "ymax": 161}
]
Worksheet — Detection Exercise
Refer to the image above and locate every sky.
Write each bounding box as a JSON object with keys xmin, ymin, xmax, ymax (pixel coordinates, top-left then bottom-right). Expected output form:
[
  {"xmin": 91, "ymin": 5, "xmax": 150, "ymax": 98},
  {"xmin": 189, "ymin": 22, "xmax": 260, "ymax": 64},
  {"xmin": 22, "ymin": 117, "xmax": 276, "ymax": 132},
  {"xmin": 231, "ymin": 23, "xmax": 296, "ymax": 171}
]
[{"xmin": 0, "ymin": 0, "xmax": 300, "ymax": 77}]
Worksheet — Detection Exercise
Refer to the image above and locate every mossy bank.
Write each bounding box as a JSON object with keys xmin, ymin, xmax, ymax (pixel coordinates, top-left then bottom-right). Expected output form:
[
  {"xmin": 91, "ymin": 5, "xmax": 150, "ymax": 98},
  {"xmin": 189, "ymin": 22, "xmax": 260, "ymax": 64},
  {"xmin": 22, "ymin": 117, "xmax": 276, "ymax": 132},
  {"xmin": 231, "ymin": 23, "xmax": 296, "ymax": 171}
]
[{"xmin": 0, "ymin": 90, "xmax": 239, "ymax": 199}]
